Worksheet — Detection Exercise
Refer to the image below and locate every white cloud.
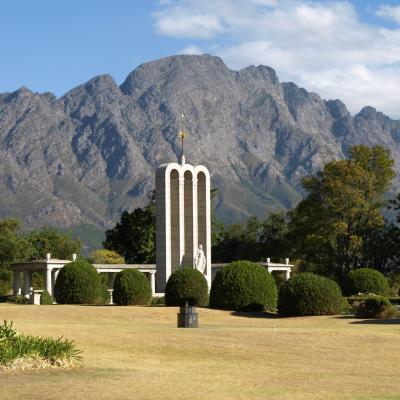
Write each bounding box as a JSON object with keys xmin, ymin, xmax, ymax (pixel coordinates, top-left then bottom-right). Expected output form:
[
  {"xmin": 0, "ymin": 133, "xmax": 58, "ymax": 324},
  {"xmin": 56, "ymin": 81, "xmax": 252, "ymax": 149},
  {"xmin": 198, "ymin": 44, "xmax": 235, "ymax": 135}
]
[
  {"xmin": 377, "ymin": 4, "xmax": 400, "ymax": 24},
  {"xmin": 153, "ymin": 6, "xmax": 224, "ymax": 38},
  {"xmin": 179, "ymin": 45, "xmax": 204, "ymax": 54},
  {"xmin": 153, "ymin": 0, "xmax": 400, "ymax": 118}
]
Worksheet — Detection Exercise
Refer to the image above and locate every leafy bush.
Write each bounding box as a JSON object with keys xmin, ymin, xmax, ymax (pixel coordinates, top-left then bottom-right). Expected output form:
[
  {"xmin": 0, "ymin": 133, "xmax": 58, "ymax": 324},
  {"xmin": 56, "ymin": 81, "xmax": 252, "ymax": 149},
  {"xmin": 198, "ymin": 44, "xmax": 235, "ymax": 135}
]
[
  {"xmin": 113, "ymin": 269, "xmax": 152, "ymax": 305},
  {"xmin": 345, "ymin": 268, "xmax": 390, "ymax": 296},
  {"xmin": 278, "ymin": 273, "xmax": 343, "ymax": 316},
  {"xmin": 165, "ymin": 267, "xmax": 208, "ymax": 307},
  {"xmin": 0, "ymin": 320, "xmax": 80, "ymax": 370},
  {"xmin": 353, "ymin": 295, "xmax": 397, "ymax": 319},
  {"xmin": 40, "ymin": 290, "xmax": 53, "ymax": 305},
  {"xmin": 209, "ymin": 261, "xmax": 277, "ymax": 311},
  {"xmin": 54, "ymin": 260, "xmax": 101, "ymax": 304},
  {"xmin": 6, "ymin": 295, "xmax": 31, "ymax": 304},
  {"xmin": 97, "ymin": 284, "xmax": 111, "ymax": 305},
  {"xmin": 151, "ymin": 296, "xmax": 165, "ymax": 305},
  {"xmin": 0, "ymin": 268, "xmax": 12, "ymax": 296}
]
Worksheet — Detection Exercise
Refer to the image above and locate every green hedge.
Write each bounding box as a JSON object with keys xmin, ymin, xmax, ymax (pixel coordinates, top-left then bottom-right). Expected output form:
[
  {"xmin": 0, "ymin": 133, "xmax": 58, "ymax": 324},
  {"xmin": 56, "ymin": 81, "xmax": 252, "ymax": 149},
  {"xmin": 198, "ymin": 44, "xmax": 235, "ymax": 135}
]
[
  {"xmin": 113, "ymin": 269, "xmax": 152, "ymax": 305},
  {"xmin": 40, "ymin": 290, "xmax": 53, "ymax": 305},
  {"xmin": 278, "ymin": 273, "xmax": 344, "ymax": 316},
  {"xmin": 54, "ymin": 260, "xmax": 101, "ymax": 304},
  {"xmin": 209, "ymin": 261, "xmax": 277, "ymax": 311},
  {"xmin": 345, "ymin": 268, "xmax": 390, "ymax": 296},
  {"xmin": 353, "ymin": 295, "xmax": 397, "ymax": 319},
  {"xmin": 165, "ymin": 267, "xmax": 208, "ymax": 306}
]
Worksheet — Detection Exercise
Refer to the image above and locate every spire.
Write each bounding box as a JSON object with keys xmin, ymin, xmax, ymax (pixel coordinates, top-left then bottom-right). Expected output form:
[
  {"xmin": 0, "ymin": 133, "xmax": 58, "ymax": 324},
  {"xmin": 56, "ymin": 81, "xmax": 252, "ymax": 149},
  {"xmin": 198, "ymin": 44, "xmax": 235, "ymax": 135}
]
[{"xmin": 178, "ymin": 113, "xmax": 186, "ymax": 165}]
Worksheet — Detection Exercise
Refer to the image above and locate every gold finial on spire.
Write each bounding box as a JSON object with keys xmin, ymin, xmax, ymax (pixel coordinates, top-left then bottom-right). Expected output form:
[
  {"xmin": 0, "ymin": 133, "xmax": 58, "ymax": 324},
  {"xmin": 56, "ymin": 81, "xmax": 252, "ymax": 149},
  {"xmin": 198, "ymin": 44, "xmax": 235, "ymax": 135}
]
[{"xmin": 178, "ymin": 113, "xmax": 187, "ymax": 165}]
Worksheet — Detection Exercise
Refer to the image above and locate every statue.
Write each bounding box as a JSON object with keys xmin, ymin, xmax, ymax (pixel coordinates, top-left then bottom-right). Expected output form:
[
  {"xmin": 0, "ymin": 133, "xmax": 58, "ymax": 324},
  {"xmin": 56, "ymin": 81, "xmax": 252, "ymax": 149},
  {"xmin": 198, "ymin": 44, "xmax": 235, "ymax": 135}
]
[{"xmin": 194, "ymin": 245, "xmax": 206, "ymax": 274}]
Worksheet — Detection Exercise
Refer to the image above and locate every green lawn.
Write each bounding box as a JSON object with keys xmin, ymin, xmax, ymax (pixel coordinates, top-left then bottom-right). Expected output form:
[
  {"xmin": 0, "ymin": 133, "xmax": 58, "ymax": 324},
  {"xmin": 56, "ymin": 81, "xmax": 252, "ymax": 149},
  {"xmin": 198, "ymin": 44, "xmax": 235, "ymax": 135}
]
[{"xmin": 1, "ymin": 304, "xmax": 399, "ymax": 400}]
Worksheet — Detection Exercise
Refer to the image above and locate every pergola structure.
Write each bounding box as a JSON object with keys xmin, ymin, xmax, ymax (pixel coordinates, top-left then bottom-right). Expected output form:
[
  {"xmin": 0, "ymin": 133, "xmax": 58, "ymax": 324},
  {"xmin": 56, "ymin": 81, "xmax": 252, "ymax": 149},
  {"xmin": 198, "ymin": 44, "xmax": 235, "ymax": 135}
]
[{"xmin": 10, "ymin": 254, "xmax": 157, "ymax": 302}]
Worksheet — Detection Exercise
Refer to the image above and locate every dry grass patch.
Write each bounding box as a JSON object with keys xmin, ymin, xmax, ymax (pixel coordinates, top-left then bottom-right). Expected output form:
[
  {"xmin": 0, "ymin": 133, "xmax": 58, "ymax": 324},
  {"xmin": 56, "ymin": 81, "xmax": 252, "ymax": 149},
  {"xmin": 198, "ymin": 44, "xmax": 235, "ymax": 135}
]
[{"xmin": 0, "ymin": 304, "xmax": 399, "ymax": 400}]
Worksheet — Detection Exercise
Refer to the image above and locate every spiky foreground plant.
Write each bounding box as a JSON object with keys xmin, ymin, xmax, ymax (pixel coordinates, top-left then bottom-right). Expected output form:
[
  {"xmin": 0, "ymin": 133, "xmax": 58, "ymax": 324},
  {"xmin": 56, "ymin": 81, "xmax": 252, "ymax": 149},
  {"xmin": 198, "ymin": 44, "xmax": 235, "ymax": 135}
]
[{"xmin": 0, "ymin": 320, "xmax": 81, "ymax": 371}]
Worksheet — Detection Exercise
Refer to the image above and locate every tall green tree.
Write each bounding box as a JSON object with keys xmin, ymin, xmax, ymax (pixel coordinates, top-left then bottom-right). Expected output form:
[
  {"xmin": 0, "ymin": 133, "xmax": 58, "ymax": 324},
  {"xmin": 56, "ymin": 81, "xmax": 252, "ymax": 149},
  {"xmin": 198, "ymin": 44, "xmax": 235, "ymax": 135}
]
[
  {"xmin": 103, "ymin": 199, "xmax": 156, "ymax": 264},
  {"xmin": 288, "ymin": 145, "xmax": 395, "ymax": 282},
  {"xmin": 25, "ymin": 227, "xmax": 82, "ymax": 260},
  {"xmin": 259, "ymin": 212, "xmax": 289, "ymax": 259},
  {"xmin": 0, "ymin": 219, "xmax": 32, "ymax": 268},
  {"xmin": 212, "ymin": 216, "xmax": 263, "ymax": 262}
]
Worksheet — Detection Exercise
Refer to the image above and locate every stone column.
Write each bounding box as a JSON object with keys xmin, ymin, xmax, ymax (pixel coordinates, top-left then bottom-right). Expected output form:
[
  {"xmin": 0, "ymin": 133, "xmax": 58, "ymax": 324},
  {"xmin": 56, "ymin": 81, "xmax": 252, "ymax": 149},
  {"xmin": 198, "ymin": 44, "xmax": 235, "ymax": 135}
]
[
  {"xmin": 13, "ymin": 270, "xmax": 21, "ymax": 296},
  {"xmin": 45, "ymin": 267, "xmax": 53, "ymax": 296},
  {"xmin": 150, "ymin": 271, "xmax": 156, "ymax": 295},
  {"xmin": 285, "ymin": 269, "xmax": 291, "ymax": 280},
  {"xmin": 108, "ymin": 273, "xmax": 116, "ymax": 305},
  {"xmin": 51, "ymin": 269, "xmax": 59, "ymax": 296},
  {"xmin": 23, "ymin": 271, "xmax": 32, "ymax": 299}
]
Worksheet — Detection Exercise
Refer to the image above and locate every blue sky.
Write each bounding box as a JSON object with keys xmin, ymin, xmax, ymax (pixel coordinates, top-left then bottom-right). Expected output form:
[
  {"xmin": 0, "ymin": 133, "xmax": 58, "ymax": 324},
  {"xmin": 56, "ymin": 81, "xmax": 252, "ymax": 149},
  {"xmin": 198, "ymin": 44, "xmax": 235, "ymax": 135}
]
[{"xmin": 1, "ymin": 0, "xmax": 400, "ymax": 117}]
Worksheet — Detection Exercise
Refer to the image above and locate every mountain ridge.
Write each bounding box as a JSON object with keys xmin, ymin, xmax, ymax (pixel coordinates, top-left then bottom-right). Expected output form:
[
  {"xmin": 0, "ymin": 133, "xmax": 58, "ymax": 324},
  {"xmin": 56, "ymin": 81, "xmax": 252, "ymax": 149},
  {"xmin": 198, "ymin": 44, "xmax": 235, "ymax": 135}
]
[{"xmin": 1, "ymin": 54, "xmax": 399, "ymax": 248}]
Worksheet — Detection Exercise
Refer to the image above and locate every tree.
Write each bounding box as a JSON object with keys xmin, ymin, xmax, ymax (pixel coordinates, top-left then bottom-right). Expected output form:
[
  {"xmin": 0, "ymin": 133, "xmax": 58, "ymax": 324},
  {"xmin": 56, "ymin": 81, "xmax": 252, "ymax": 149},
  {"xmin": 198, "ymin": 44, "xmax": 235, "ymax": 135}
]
[
  {"xmin": 25, "ymin": 227, "xmax": 82, "ymax": 260},
  {"xmin": 259, "ymin": 212, "xmax": 289, "ymax": 259},
  {"xmin": 212, "ymin": 216, "xmax": 263, "ymax": 262},
  {"xmin": 288, "ymin": 145, "xmax": 395, "ymax": 282},
  {"xmin": 104, "ymin": 198, "xmax": 156, "ymax": 264},
  {"xmin": 90, "ymin": 249, "xmax": 125, "ymax": 264},
  {"xmin": 0, "ymin": 219, "xmax": 32, "ymax": 268}
]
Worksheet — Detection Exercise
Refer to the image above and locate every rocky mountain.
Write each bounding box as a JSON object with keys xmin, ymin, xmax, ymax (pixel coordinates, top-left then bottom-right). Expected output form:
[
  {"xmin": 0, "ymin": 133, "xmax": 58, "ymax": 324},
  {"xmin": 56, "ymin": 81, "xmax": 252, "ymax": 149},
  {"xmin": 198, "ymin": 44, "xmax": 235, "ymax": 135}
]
[{"xmin": 1, "ymin": 54, "xmax": 400, "ymax": 247}]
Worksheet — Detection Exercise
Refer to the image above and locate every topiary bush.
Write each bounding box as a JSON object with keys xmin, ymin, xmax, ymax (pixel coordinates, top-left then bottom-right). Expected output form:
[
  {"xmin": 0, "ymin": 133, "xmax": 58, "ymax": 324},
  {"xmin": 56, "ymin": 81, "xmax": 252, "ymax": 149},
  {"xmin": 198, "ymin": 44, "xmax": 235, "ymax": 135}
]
[
  {"xmin": 345, "ymin": 268, "xmax": 390, "ymax": 296},
  {"xmin": 353, "ymin": 295, "xmax": 397, "ymax": 319},
  {"xmin": 165, "ymin": 267, "xmax": 208, "ymax": 307},
  {"xmin": 54, "ymin": 260, "xmax": 101, "ymax": 304},
  {"xmin": 113, "ymin": 269, "xmax": 152, "ymax": 305},
  {"xmin": 40, "ymin": 289, "xmax": 53, "ymax": 305},
  {"xmin": 278, "ymin": 272, "xmax": 343, "ymax": 316},
  {"xmin": 209, "ymin": 261, "xmax": 277, "ymax": 311}
]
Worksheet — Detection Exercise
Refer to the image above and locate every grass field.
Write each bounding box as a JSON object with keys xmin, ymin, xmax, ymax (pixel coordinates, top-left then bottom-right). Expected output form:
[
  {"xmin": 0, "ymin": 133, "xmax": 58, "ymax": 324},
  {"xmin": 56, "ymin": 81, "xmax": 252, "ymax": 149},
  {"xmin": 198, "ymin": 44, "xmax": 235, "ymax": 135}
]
[{"xmin": 1, "ymin": 304, "xmax": 399, "ymax": 400}]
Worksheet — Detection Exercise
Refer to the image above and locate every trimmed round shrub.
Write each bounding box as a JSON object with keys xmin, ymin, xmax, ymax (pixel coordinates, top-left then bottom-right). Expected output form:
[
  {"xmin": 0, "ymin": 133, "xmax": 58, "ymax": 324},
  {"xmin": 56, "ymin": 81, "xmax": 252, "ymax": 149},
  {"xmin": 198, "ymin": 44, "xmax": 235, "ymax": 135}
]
[
  {"xmin": 354, "ymin": 295, "xmax": 396, "ymax": 319},
  {"xmin": 345, "ymin": 268, "xmax": 390, "ymax": 296},
  {"xmin": 278, "ymin": 273, "xmax": 343, "ymax": 316},
  {"xmin": 209, "ymin": 261, "xmax": 277, "ymax": 311},
  {"xmin": 40, "ymin": 289, "xmax": 53, "ymax": 305},
  {"xmin": 54, "ymin": 259, "xmax": 101, "ymax": 304},
  {"xmin": 113, "ymin": 269, "xmax": 152, "ymax": 305},
  {"xmin": 165, "ymin": 267, "xmax": 208, "ymax": 306}
]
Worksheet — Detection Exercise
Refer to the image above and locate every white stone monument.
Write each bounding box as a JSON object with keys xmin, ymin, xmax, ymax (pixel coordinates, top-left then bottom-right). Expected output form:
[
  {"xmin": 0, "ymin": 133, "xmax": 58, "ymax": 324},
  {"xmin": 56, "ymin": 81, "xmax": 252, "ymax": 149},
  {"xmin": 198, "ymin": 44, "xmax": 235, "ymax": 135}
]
[{"xmin": 155, "ymin": 116, "xmax": 211, "ymax": 292}]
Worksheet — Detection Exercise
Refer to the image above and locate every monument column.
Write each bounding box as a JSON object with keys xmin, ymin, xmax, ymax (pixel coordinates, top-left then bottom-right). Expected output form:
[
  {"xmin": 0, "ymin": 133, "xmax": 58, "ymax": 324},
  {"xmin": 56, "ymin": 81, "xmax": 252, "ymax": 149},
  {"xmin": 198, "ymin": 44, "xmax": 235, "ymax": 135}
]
[
  {"xmin": 155, "ymin": 115, "xmax": 212, "ymax": 292},
  {"xmin": 192, "ymin": 176, "xmax": 198, "ymax": 266},
  {"xmin": 178, "ymin": 174, "xmax": 185, "ymax": 267}
]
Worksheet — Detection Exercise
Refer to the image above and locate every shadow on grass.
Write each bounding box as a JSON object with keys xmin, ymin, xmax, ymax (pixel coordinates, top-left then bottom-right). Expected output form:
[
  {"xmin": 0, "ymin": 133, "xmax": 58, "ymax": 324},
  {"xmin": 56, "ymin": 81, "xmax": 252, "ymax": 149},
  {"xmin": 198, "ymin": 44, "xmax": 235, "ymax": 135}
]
[
  {"xmin": 334, "ymin": 315, "xmax": 400, "ymax": 324},
  {"xmin": 350, "ymin": 318, "xmax": 400, "ymax": 325},
  {"xmin": 230, "ymin": 311, "xmax": 280, "ymax": 318}
]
